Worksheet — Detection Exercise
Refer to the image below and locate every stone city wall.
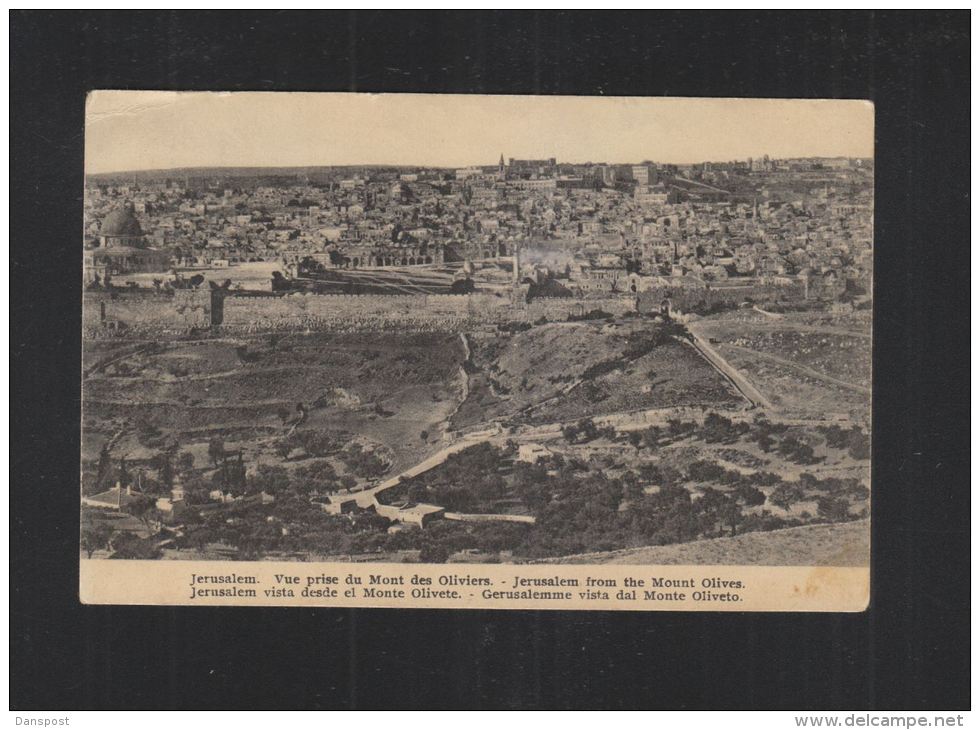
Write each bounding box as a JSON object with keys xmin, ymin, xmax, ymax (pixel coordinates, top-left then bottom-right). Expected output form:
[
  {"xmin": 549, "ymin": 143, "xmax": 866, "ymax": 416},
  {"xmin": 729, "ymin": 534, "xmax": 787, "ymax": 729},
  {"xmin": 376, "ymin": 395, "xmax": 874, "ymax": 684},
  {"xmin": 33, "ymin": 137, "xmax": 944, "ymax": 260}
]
[
  {"xmin": 636, "ymin": 281, "xmax": 807, "ymax": 314},
  {"xmin": 525, "ymin": 296, "xmax": 636, "ymax": 320},
  {"xmin": 84, "ymin": 289, "xmax": 640, "ymax": 337},
  {"xmin": 220, "ymin": 292, "xmax": 516, "ymax": 330},
  {"xmin": 84, "ymin": 289, "xmax": 217, "ymax": 336}
]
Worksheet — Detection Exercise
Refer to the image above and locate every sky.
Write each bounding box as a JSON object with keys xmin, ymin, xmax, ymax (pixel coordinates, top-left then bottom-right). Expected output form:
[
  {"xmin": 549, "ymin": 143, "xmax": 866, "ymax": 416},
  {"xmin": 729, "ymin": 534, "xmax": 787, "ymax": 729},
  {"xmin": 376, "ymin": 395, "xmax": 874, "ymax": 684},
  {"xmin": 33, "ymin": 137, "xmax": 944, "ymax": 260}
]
[{"xmin": 85, "ymin": 91, "xmax": 874, "ymax": 175}]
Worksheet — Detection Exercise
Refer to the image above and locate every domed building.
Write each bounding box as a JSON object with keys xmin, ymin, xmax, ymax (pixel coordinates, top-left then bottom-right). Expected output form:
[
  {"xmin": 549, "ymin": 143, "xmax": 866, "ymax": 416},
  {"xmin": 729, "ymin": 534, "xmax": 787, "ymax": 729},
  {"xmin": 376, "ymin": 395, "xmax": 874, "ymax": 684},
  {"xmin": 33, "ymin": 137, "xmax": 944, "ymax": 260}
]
[
  {"xmin": 84, "ymin": 201, "xmax": 170, "ymax": 285},
  {"xmin": 98, "ymin": 200, "xmax": 146, "ymax": 247}
]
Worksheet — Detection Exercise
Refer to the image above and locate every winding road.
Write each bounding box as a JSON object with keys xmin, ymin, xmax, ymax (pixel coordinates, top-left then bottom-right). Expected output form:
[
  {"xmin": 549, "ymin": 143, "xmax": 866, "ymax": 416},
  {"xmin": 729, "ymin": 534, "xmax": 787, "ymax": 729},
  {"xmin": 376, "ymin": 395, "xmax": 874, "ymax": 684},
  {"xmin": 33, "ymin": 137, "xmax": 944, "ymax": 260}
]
[{"xmin": 683, "ymin": 328, "xmax": 775, "ymax": 410}]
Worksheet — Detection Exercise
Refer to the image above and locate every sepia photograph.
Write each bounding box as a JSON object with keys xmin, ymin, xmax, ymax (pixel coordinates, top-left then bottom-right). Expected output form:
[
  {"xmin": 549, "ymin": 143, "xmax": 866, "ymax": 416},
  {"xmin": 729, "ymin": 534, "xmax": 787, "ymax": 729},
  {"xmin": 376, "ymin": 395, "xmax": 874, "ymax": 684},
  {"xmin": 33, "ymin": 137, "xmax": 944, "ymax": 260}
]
[{"xmin": 79, "ymin": 91, "xmax": 872, "ymax": 608}]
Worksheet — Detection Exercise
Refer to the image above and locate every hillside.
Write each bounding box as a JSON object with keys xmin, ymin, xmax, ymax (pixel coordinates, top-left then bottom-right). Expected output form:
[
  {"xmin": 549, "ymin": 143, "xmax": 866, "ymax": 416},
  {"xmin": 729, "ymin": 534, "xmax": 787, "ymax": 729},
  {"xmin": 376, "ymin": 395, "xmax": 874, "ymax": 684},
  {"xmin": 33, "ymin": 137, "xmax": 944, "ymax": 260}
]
[
  {"xmin": 539, "ymin": 520, "xmax": 869, "ymax": 567},
  {"xmin": 452, "ymin": 319, "xmax": 741, "ymax": 429},
  {"xmin": 81, "ymin": 332, "xmax": 466, "ymax": 475}
]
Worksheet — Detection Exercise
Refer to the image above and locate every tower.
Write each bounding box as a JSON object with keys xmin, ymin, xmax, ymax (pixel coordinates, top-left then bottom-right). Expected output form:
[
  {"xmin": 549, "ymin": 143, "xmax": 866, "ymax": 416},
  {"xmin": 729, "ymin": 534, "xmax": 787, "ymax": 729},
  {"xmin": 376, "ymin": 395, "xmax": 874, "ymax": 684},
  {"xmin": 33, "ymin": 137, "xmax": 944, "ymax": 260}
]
[
  {"xmin": 512, "ymin": 239, "xmax": 521, "ymax": 285},
  {"xmin": 171, "ymin": 473, "xmax": 185, "ymax": 503},
  {"xmin": 498, "ymin": 154, "xmax": 506, "ymax": 180}
]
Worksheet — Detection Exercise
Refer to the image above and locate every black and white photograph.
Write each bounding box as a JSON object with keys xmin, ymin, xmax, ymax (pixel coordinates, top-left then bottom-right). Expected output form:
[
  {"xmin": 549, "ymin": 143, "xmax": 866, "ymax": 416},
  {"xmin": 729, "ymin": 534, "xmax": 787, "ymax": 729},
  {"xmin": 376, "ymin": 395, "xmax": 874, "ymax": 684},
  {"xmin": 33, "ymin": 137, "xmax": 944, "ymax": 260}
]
[{"xmin": 80, "ymin": 93, "xmax": 872, "ymax": 600}]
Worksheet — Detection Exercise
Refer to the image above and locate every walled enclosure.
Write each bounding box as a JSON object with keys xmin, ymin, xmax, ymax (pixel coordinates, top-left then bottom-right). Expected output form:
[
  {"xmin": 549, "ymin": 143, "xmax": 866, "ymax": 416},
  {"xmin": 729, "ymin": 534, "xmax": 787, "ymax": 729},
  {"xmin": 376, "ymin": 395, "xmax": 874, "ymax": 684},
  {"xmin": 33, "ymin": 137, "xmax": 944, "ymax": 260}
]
[{"xmin": 83, "ymin": 289, "xmax": 640, "ymax": 336}]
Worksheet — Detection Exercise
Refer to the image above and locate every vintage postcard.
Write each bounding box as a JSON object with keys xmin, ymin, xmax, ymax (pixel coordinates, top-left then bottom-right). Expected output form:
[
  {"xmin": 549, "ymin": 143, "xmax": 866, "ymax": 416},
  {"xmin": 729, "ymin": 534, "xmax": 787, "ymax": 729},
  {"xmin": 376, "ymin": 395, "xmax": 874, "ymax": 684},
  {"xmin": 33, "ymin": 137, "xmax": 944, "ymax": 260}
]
[{"xmin": 80, "ymin": 92, "xmax": 872, "ymax": 610}]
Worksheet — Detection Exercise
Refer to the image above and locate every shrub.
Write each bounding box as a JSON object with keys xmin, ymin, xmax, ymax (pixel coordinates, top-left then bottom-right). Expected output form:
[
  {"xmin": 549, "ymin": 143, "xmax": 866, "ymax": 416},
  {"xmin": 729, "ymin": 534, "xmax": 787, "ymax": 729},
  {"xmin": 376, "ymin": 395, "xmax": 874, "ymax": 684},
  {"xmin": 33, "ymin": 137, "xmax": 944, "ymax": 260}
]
[
  {"xmin": 419, "ymin": 542, "xmax": 451, "ymax": 563},
  {"xmin": 778, "ymin": 436, "xmax": 817, "ymax": 465},
  {"xmin": 109, "ymin": 533, "xmax": 162, "ymax": 560},
  {"xmin": 847, "ymin": 429, "xmax": 871, "ymax": 460},
  {"xmin": 817, "ymin": 496, "xmax": 851, "ymax": 522},
  {"xmin": 768, "ymin": 482, "xmax": 805, "ymax": 510}
]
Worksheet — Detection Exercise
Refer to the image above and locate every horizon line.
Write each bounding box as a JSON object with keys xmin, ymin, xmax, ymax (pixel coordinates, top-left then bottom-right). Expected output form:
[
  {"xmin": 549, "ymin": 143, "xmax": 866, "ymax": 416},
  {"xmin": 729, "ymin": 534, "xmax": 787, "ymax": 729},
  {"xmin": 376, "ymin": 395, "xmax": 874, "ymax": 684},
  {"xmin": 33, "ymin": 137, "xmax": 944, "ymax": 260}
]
[{"xmin": 86, "ymin": 155, "xmax": 873, "ymax": 178}]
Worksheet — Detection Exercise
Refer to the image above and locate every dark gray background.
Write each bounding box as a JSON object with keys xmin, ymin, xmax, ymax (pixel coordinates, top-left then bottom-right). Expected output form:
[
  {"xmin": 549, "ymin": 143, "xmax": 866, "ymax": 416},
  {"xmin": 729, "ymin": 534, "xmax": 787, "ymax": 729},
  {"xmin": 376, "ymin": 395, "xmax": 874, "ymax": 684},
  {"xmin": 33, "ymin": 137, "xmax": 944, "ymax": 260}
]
[{"xmin": 10, "ymin": 10, "xmax": 970, "ymax": 710}]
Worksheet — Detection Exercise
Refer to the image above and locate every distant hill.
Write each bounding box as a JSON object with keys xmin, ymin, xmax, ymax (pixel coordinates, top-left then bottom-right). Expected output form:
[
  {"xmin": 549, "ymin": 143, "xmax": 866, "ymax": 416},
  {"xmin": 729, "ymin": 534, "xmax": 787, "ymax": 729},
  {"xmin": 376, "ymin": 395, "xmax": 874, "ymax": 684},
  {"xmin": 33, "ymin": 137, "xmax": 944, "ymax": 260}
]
[{"xmin": 85, "ymin": 165, "xmax": 450, "ymax": 184}]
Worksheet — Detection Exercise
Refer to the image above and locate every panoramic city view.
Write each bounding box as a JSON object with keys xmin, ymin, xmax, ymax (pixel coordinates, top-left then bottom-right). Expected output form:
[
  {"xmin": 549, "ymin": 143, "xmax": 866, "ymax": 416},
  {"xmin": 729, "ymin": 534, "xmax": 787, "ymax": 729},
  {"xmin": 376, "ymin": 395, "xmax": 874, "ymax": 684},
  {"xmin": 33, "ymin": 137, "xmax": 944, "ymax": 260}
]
[{"xmin": 81, "ymin": 94, "xmax": 872, "ymax": 566}]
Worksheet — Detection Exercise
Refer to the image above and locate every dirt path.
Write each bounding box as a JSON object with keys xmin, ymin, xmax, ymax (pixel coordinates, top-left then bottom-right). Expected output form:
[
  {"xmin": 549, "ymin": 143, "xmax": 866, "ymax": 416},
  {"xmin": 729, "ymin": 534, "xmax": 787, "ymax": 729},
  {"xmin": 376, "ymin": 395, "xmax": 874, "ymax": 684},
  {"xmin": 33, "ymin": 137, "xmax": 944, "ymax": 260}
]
[
  {"xmin": 352, "ymin": 431, "xmax": 498, "ymax": 508},
  {"xmin": 698, "ymin": 319, "xmax": 872, "ymax": 340},
  {"xmin": 86, "ymin": 363, "xmax": 333, "ymax": 383},
  {"xmin": 344, "ymin": 401, "xmax": 859, "ymax": 522},
  {"xmin": 683, "ymin": 330, "xmax": 775, "ymax": 410},
  {"xmin": 83, "ymin": 343, "xmax": 158, "ymax": 378}
]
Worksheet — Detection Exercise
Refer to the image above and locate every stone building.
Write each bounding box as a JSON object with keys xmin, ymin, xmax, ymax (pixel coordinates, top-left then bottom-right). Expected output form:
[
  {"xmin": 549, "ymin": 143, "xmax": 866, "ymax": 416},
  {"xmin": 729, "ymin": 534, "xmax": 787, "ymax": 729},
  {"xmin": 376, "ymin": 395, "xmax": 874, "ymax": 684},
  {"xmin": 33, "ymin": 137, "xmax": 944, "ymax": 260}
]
[{"xmin": 84, "ymin": 200, "xmax": 170, "ymax": 285}]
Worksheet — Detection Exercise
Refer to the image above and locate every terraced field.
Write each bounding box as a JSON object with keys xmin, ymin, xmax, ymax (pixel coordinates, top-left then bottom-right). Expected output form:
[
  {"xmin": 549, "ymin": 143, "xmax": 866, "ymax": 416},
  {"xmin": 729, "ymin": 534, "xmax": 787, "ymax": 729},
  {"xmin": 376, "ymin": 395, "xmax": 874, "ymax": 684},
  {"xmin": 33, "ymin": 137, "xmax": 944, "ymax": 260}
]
[{"xmin": 82, "ymin": 332, "xmax": 466, "ymax": 473}]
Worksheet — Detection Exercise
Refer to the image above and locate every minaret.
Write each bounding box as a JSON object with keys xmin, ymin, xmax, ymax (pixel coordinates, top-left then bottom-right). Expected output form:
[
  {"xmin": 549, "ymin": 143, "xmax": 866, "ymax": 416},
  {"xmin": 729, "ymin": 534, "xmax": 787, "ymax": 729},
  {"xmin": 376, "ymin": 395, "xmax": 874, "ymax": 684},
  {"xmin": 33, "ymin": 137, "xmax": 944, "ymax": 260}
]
[
  {"xmin": 498, "ymin": 154, "xmax": 506, "ymax": 181},
  {"xmin": 512, "ymin": 239, "xmax": 521, "ymax": 285}
]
